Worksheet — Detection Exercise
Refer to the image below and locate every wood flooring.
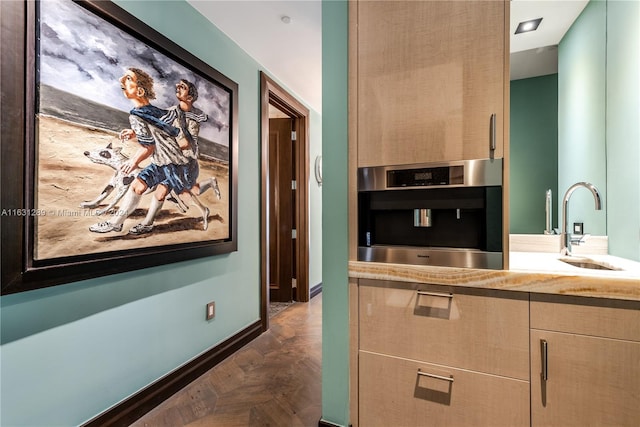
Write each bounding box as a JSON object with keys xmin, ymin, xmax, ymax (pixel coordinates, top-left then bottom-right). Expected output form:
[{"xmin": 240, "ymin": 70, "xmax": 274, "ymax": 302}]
[{"xmin": 131, "ymin": 294, "xmax": 322, "ymax": 427}]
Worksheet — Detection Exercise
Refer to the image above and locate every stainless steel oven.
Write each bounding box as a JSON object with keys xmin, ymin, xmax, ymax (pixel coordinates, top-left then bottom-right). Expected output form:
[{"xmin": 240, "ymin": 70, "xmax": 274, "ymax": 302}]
[{"xmin": 358, "ymin": 159, "xmax": 503, "ymax": 269}]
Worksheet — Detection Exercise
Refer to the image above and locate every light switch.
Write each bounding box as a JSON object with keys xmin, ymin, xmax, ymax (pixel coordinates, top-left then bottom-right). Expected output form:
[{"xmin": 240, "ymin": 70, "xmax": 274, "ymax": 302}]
[{"xmin": 206, "ymin": 301, "xmax": 215, "ymax": 320}]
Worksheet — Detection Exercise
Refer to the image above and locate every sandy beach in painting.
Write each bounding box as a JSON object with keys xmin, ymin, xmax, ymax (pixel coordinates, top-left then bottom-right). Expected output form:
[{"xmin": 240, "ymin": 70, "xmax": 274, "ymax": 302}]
[{"xmin": 34, "ymin": 115, "xmax": 230, "ymax": 261}]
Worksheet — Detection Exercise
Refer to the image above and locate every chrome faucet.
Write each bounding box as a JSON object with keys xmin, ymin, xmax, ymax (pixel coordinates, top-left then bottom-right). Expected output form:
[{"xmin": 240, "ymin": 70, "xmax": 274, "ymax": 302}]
[{"xmin": 560, "ymin": 182, "xmax": 602, "ymax": 256}]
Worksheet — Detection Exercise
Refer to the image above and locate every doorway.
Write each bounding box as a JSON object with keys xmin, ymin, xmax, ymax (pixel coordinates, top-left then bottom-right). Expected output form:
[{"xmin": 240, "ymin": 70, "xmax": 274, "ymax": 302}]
[{"xmin": 260, "ymin": 72, "xmax": 310, "ymax": 331}]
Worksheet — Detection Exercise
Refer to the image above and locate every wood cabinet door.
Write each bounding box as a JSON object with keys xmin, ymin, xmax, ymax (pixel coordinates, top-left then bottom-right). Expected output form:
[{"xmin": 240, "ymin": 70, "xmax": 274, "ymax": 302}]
[
  {"xmin": 355, "ymin": 0, "xmax": 507, "ymax": 167},
  {"xmin": 531, "ymin": 330, "xmax": 640, "ymax": 426}
]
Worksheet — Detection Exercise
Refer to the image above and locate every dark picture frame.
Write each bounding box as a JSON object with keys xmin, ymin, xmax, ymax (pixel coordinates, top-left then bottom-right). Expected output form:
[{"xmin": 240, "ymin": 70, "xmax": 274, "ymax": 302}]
[{"xmin": 1, "ymin": 0, "xmax": 239, "ymax": 295}]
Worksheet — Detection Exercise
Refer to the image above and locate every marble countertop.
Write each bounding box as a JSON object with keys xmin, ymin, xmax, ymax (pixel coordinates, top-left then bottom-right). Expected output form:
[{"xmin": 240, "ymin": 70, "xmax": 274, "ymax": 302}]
[
  {"xmin": 509, "ymin": 252, "xmax": 640, "ymax": 279},
  {"xmin": 349, "ymin": 254, "xmax": 640, "ymax": 302}
]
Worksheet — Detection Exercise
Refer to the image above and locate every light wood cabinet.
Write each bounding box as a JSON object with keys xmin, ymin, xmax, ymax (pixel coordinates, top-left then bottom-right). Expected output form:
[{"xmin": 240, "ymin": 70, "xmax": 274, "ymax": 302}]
[
  {"xmin": 351, "ymin": 278, "xmax": 640, "ymax": 427},
  {"xmin": 354, "ymin": 279, "xmax": 530, "ymax": 426},
  {"xmin": 359, "ymin": 279, "xmax": 529, "ymax": 380},
  {"xmin": 530, "ymin": 294, "xmax": 640, "ymax": 427},
  {"xmin": 530, "ymin": 293, "xmax": 640, "ymax": 342},
  {"xmin": 353, "ymin": 0, "xmax": 508, "ymax": 167},
  {"xmin": 359, "ymin": 350, "xmax": 529, "ymax": 427},
  {"xmin": 530, "ymin": 330, "xmax": 640, "ymax": 427}
]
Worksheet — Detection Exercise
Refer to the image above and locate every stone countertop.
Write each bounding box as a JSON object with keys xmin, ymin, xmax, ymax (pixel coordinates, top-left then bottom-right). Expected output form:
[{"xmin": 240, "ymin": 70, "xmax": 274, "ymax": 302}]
[
  {"xmin": 349, "ymin": 255, "xmax": 640, "ymax": 302},
  {"xmin": 509, "ymin": 252, "xmax": 640, "ymax": 279}
]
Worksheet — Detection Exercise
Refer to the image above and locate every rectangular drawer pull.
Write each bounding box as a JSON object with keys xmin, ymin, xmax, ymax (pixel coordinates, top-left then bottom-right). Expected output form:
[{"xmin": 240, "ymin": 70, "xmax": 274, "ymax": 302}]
[
  {"xmin": 417, "ymin": 369, "xmax": 454, "ymax": 382},
  {"xmin": 417, "ymin": 290, "xmax": 453, "ymax": 299}
]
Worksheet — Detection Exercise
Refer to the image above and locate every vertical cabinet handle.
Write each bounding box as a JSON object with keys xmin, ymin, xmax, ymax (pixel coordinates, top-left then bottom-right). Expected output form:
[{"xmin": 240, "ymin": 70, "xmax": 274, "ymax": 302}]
[
  {"xmin": 541, "ymin": 339, "xmax": 549, "ymax": 381},
  {"xmin": 490, "ymin": 113, "xmax": 497, "ymax": 152}
]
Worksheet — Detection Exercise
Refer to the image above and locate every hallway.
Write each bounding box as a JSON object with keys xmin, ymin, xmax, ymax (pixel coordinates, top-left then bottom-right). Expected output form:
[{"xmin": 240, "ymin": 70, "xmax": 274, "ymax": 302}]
[{"xmin": 132, "ymin": 294, "xmax": 322, "ymax": 426}]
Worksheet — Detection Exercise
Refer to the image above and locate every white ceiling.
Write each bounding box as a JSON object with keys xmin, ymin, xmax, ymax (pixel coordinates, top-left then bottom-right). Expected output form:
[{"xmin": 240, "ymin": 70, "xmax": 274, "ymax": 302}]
[
  {"xmin": 511, "ymin": 0, "xmax": 588, "ymax": 53},
  {"xmin": 187, "ymin": 0, "xmax": 322, "ymax": 112},
  {"xmin": 187, "ymin": 0, "xmax": 589, "ymax": 110},
  {"xmin": 510, "ymin": 0, "xmax": 588, "ymax": 80}
]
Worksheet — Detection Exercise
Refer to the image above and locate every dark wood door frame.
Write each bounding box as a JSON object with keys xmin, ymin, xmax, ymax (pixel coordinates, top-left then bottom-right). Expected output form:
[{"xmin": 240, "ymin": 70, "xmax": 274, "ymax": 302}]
[{"xmin": 260, "ymin": 72, "xmax": 310, "ymax": 332}]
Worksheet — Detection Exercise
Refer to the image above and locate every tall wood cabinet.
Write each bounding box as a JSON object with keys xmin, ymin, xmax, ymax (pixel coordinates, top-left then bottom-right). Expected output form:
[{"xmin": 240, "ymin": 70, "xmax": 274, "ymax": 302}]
[{"xmin": 353, "ymin": 0, "xmax": 509, "ymax": 167}]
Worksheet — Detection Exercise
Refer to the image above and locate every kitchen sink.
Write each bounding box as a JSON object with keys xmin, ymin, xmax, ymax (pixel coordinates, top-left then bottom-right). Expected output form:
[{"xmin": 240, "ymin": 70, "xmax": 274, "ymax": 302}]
[{"xmin": 559, "ymin": 257, "xmax": 623, "ymax": 271}]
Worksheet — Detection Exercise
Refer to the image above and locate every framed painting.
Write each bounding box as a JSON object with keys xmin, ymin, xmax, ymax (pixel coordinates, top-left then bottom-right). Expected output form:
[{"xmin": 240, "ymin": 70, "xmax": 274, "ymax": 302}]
[{"xmin": 1, "ymin": 0, "xmax": 238, "ymax": 294}]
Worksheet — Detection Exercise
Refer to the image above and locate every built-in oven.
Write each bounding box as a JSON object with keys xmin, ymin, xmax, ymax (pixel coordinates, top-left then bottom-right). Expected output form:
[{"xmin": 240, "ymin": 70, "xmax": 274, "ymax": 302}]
[{"xmin": 358, "ymin": 159, "xmax": 503, "ymax": 269}]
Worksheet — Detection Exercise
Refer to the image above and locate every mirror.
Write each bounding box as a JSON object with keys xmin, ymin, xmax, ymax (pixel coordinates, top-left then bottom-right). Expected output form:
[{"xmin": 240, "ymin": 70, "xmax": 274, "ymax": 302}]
[{"xmin": 509, "ymin": 0, "xmax": 640, "ymax": 261}]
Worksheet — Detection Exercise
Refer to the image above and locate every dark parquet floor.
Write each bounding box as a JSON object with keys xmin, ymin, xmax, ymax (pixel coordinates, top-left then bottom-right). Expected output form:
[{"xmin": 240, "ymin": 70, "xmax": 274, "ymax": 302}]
[{"xmin": 131, "ymin": 294, "xmax": 322, "ymax": 427}]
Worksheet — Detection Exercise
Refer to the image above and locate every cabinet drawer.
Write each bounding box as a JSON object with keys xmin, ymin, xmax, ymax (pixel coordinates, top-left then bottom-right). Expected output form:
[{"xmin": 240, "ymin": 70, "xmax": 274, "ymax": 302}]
[
  {"xmin": 531, "ymin": 294, "xmax": 640, "ymax": 341},
  {"xmin": 358, "ymin": 279, "xmax": 529, "ymax": 379},
  {"xmin": 359, "ymin": 350, "xmax": 529, "ymax": 427}
]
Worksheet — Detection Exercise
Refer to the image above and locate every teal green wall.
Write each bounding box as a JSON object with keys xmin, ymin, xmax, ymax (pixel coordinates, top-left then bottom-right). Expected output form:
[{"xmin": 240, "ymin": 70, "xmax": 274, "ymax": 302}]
[
  {"xmin": 606, "ymin": 0, "xmax": 640, "ymax": 261},
  {"xmin": 510, "ymin": 75, "xmax": 559, "ymax": 234},
  {"xmin": 0, "ymin": 1, "xmax": 322, "ymax": 425},
  {"xmin": 557, "ymin": 0, "xmax": 639, "ymax": 261},
  {"xmin": 558, "ymin": 0, "xmax": 607, "ymax": 236},
  {"xmin": 321, "ymin": 0, "xmax": 350, "ymax": 426}
]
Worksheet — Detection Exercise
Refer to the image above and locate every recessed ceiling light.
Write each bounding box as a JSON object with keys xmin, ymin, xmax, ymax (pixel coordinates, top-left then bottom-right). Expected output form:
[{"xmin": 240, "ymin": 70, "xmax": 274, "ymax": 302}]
[
  {"xmin": 281, "ymin": 15, "xmax": 291, "ymax": 24},
  {"xmin": 515, "ymin": 17, "xmax": 543, "ymax": 35}
]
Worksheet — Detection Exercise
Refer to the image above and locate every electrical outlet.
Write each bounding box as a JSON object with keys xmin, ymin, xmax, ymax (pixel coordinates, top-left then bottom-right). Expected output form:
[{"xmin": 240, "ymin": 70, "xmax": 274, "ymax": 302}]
[
  {"xmin": 573, "ymin": 222, "xmax": 584, "ymax": 235},
  {"xmin": 206, "ymin": 301, "xmax": 215, "ymax": 320}
]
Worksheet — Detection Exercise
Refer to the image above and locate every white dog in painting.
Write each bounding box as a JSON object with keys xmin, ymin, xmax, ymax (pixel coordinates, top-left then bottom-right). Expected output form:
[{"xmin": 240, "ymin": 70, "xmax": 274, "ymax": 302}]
[
  {"xmin": 80, "ymin": 142, "xmax": 188, "ymax": 215},
  {"xmin": 80, "ymin": 143, "xmax": 222, "ymax": 230}
]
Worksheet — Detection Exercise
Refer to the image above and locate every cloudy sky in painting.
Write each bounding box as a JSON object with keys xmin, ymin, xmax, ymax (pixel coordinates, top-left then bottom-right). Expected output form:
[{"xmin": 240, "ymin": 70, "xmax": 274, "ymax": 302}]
[{"xmin": 38, "ymin": 0, "xmax": 231, "ymax": 145}]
